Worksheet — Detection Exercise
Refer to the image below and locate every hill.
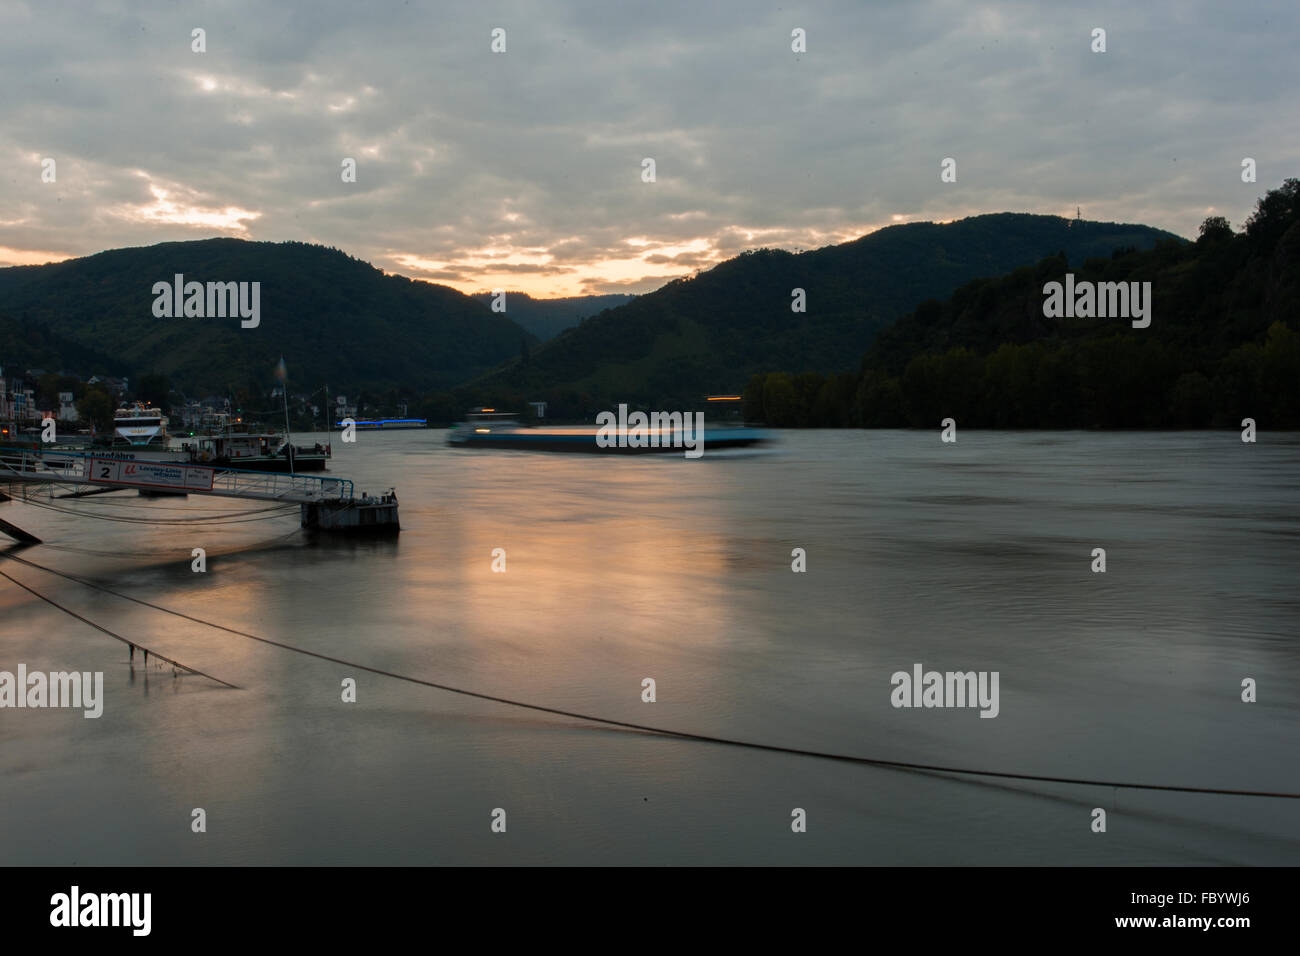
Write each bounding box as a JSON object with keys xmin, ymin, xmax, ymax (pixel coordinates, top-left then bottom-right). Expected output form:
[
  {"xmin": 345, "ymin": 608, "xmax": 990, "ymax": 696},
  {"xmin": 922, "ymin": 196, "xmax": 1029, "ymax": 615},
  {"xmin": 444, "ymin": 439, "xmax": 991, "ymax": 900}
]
[
  {"xmin": 455, "ymin": 213, "xmax": 1181, "ymax": 417},
  {"xmin": 0, "ymin": 315, "xmax": 123, "ymax": 382},
  {"xmin": 470, "ymin": 292, "xmax": 636, "ymax": 341},
  {"xmin": 0, "ymin": 239, "xmax": 533, "ymax": 397},
  {"xmin": 743, "ymin": 180, "xmax": 1300, "ymax": 428}
]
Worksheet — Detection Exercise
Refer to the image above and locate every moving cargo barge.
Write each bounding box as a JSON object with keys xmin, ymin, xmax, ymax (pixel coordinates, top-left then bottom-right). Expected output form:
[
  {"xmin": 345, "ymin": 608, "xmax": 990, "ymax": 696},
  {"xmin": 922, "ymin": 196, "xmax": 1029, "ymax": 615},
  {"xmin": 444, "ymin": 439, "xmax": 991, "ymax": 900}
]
[{"xmin": 446, "ymin": 408, "xmax": 768, "ymax": 454}]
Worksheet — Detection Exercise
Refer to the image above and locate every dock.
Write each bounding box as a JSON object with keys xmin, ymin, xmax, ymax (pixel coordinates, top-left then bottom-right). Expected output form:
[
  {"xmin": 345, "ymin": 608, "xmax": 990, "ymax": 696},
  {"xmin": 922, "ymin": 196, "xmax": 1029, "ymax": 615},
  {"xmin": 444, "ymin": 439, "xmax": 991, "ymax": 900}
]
[{"xmin": 0, "ymin": 446, "xmax": 399, "ymax": 540}]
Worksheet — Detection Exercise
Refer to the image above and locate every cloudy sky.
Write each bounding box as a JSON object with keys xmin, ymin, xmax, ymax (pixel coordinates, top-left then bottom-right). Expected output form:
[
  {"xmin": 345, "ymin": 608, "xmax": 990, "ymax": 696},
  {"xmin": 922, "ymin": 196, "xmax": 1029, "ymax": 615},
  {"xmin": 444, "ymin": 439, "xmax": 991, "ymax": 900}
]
[{"xmin": 2, "ymin": 0, "xmax": 1296, "ymax": 297}]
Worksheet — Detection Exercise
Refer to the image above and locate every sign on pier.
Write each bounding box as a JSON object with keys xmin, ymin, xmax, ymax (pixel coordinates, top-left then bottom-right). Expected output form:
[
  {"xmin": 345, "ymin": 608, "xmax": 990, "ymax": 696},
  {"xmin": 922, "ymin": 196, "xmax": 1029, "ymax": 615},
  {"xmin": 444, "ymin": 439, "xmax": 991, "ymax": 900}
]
[{"xmin": 88, "ymin": 458, "xmax": 215, "ymax": 491}]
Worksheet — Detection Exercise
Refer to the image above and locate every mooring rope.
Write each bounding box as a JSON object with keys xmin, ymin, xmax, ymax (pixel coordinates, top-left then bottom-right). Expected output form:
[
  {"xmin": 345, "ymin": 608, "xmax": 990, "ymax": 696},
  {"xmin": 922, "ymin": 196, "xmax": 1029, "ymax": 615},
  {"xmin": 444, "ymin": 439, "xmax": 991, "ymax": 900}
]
[
  {"xmin": 14, "ymin": 493, "xmax": 297, "ymax": 525},
  {"xmin": 1, "ymin": 550, "xmax": 1296, "ymax": 800},
  {"xmin": 0, "ymin": 567, "xmax": 239, "ymax": 689}
]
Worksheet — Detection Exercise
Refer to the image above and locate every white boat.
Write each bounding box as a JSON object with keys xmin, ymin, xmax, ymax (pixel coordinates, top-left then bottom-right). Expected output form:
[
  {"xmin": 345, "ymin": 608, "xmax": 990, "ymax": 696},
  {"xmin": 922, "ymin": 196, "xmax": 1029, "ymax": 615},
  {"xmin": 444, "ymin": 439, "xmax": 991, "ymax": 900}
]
[{"xmin": 113, "ymin": 402, "xmax": 169, "ymax": 447}]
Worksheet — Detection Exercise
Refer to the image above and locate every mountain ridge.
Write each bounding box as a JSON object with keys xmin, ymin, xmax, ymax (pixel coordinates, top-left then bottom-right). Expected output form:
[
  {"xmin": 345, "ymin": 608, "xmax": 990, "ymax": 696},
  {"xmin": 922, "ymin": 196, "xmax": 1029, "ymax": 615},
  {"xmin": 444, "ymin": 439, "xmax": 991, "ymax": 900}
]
[
  {"xmin": 742, "ymin": 181, "xmax": 1300, "ymax": 428},
  {"xmin": 470, "ymin": 291, "xmax": 636, "ymax": 341},
  {"xmin": 448, "ymin": 213, "xmax": 1184, "ymax": 417},
  {"xmin": 0, "ymin": 238, "xmax": 533, "ymax": 396}
]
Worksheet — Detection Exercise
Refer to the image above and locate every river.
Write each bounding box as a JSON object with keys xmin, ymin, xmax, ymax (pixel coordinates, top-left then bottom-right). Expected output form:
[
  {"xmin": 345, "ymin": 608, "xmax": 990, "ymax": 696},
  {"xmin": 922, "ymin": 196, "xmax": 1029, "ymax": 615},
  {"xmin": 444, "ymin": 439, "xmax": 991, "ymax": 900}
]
[{"xmin": 2, "ymin": 429, "xmax": 1297, "ymax": 864}]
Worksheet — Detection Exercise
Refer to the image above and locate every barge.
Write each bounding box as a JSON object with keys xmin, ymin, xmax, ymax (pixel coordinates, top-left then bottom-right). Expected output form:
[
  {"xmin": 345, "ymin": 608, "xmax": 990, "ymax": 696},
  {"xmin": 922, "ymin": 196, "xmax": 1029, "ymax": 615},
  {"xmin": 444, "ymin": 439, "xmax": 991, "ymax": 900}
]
[{"xmin": 446, "ymin": 408, "xmax": 769, "ymax": 454}]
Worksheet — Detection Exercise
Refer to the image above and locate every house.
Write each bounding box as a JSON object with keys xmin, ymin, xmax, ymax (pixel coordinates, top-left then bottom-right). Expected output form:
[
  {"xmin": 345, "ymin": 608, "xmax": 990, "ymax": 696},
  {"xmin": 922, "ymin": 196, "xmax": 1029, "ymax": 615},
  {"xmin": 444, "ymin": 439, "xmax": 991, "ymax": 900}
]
[
  {"xmin": 57, "ymin": 391, "xmax": 79, "ymax": 422},
  {"xmin": 334, "ymin": 394, "xmax": 357, "ymax": 423},
  {"xmin": 87, "ymin": 375, "xmax": 129, "ymax": 398},
  {"xmin": 0, "ymin": 367, "xmax": 41, "ymax": 425}
]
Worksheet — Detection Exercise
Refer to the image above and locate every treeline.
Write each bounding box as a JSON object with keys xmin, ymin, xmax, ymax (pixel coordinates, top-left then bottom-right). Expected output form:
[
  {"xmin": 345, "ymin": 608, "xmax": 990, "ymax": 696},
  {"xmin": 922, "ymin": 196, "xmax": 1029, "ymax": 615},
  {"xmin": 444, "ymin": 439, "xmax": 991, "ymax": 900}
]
[
  {"xmin": 0, "ymin": 314, "xmax": 124, "ymax": 382},
  {"xmin": 0, "ymin": 238, "xmax": 532, "ymax": 397},
  {"xmin": 743, "ymin": 326, "xmax": 1300, "ymax": 427},
  {"xmin": 744, "ymin": 180, "xmax": 1300, "ymax": 429},
  {"xmin": 470, "ymin": 291, "xmax": 636, "ymax": 341},
  {"xmin": 463, "ymin": 213, "xmax": 1180, "ymax": 413}
]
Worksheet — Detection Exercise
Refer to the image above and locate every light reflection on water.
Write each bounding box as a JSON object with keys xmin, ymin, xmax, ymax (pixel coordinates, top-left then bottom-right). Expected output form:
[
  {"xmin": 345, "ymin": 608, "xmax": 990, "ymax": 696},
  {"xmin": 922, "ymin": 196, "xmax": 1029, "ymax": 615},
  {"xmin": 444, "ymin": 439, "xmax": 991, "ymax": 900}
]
[{"xmin": 1, "ymin": 430, "xmax": 1297, "ymax": 864}]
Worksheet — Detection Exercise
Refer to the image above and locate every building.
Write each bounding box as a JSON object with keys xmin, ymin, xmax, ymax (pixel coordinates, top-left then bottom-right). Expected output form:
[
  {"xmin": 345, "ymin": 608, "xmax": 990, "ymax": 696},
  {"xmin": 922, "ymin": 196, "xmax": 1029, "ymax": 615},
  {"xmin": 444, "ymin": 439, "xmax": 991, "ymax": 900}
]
[
  {"xmin": 174, "ymin": 401, "xmax": 232, "ymax": 433},
  {"xmin": 334, "ymin": 394, "xmax": 357, "ymax": 423},
  {"xmin": 87, "ymin": 375, "xmax": 129, "ymax": 398},
  {"xmin": 0, "ymin": 366, "xmax": 41, "ymax": 426},
  {"xmin": 57, "ymin": 391, "xmax": 79, "ymax": 423}
]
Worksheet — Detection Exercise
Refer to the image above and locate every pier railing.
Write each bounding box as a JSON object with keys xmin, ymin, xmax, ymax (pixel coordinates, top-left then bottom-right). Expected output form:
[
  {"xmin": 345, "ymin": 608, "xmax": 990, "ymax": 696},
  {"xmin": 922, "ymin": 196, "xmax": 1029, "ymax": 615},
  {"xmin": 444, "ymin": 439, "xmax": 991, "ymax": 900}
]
[
  {"xmin": 210, "ymin": 468, "xmax": 352, "ymax": 501},
  {"xmin": 0, "ymin": 447, "xmax": 352, "ymax": 502}
]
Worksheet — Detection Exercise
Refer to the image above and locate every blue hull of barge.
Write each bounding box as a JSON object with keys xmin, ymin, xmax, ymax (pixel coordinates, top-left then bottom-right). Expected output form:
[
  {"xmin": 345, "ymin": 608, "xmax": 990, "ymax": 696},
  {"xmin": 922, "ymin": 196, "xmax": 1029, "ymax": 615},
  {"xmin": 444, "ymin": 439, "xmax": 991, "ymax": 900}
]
[{"xmin": 447, "ymin": 427, "xmax": 769, "ymax": 454}]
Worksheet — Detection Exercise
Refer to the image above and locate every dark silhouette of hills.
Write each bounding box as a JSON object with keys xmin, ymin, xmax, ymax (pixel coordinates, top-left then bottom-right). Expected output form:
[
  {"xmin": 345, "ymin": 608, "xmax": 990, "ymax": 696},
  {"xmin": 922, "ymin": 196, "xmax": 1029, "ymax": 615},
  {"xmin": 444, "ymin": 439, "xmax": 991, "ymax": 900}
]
[
  {"xmin": 743, "ymin": 180, "xmax": 1300, "ymax": 428},
  {"xmin": 455, "ymin": 213, "xmax": 1181, "ymax": 418},
  {"xmin": 0, "ymin": 238, "xmax": 533, "ymax": 396},
  {"xmin": 470, "ymin": 291, "xmax": 636, "ymax": 341}
]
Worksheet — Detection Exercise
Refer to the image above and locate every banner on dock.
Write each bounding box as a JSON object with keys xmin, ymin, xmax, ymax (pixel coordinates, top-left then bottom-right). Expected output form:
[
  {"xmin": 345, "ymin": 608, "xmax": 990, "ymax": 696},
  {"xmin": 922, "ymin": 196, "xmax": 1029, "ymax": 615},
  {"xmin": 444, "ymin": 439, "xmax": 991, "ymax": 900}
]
[{"xmin": 89, "ymin": 458, "xmax": 215, "ymax": 491}]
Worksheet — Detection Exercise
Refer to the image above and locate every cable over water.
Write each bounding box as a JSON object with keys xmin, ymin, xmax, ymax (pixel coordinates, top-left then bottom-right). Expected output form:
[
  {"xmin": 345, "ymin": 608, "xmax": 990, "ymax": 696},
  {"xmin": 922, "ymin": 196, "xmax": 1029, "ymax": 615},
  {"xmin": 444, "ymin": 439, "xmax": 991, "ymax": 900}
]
[
  {"xmin": 0, "ymin": 566, "xmax": 239, "ymax": 689},
  {"xmin": 2, "ymin": 550, "xmax": 1296, "ymax": 800},
  {"xmin": 13, "ymin": 492, "xmax": 297, "ymax": 525}
]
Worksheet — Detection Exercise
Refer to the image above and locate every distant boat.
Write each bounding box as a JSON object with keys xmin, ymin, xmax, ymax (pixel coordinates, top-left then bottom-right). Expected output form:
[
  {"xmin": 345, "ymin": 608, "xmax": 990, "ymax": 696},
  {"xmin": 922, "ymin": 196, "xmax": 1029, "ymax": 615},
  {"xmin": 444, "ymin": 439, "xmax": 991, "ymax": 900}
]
[
  {"xmin": 446, "ymin": 408, "xmax": 768, "ymax": 453},
  {"xmin": 185, "ymin": 432, "xmax": 330, "ymax": 472},
  {"xmin": 344, "ymin": 418, "xmax": 428, "ymax": 431},
  {"xmin": 113, "ymin": 402, "xmax": 169, "ymax": 447}
]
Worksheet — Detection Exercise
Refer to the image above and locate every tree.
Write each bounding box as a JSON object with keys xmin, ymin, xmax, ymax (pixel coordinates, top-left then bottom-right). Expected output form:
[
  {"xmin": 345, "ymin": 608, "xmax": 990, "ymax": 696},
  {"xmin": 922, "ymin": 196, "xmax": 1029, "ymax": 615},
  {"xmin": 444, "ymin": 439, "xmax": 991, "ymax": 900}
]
[
  {"xmin": 759, "ymin": 372, "xmax": 799, "ymax": 426},
  {"xmin": 1245, "ymin": 178, "xmax": 1300, "ymax": 247},
  {"xmin": 36, "ymin": 372, "xmax": 63, "ymax": 411},
  {"xmin": 1197, "ymin": 215, "xmax": 1232, "ymax": 243},
  {"xmin": 76, "ymin": 386, "xmax": 115, "ymax": 431},
  {"xmin": 1259, "ymin": 321, "xmax": 1300, "ymax": 426},
  {"xmin": 135, "ymin": 373, "xmax": 171, "ymax": 413}
]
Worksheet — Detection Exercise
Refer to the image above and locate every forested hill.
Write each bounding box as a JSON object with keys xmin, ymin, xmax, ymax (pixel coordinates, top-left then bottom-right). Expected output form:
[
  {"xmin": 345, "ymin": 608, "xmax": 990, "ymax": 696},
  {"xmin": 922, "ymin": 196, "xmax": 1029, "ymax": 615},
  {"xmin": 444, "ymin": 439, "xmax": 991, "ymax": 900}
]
[
  {"xmin": 458, "ymin": 213, "xmax": 1181, "ymax": 417},
  {"xmin": 743, "ymin": 180, "xmax": 1300, "ymax": 429},
  {"xmin": 470, "ymin": 291, "xmax": 636, "ymax": 341},
  {"xmin": 0, "ymin": 314, "xmax": 122, "ymax": 382},
  {"xmin": 0, "ymin": 239, "xmax": 533, "ymax": 395}
]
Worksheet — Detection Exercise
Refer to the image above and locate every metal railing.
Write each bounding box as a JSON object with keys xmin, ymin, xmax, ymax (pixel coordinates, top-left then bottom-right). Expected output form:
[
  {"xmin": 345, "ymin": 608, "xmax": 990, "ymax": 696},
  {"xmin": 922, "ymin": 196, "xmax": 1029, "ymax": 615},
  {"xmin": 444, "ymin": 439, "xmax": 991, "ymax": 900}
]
[
  {"xmin": 0, "ymin": 447, "xmax": 73, "ymax": 479},
  {"xmin": 0, "ymin": 447, "xmax": 352, "ymax": 502},
  {"xmin": 210, "ymin": 467, "xmax": 352, "ymax": 501}
]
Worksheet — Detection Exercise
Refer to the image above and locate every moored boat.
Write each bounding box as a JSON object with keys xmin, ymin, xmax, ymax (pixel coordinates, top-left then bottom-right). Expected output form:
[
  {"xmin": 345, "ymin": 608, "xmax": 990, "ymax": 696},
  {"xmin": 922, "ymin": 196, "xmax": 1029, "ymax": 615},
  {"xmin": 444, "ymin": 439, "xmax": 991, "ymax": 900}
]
[
  {"xmin": 184, "ymin": 432, "xmax": 331, "ymax": 472},
  {"xmin": 112, "ymin": 402, "xmax": 169, "ymax": 447}
]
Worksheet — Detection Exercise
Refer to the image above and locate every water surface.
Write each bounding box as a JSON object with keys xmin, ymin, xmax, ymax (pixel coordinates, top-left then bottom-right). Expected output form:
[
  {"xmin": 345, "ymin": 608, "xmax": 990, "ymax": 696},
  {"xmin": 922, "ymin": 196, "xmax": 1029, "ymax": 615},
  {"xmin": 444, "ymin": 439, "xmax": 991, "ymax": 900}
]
[{"xmin": 2, "ymin": 430, "xmax": 1297, "ymax": 864}]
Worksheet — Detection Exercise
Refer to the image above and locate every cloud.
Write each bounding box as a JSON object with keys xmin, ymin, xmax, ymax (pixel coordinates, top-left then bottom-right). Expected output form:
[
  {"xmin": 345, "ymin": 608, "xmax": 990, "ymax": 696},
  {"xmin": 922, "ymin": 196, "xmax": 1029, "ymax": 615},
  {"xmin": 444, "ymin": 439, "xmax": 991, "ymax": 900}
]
[
  {"xmin": 0, "ymin": 0, "xmax": 1296, "ymax": 297},
  {"xmin": 643, "ymin": 251, "xmax": 714, "ymax": 266},
  {"xmin": 109, "ymin": 175, "xmax": 261, "ymax": 232},
  {"xmin": 0, "ymin": 245, "xmax": 73, "ymax": 267},
  {"xmin": 580, "ymin": 273, "xmax": 682, "ymax": 295}
]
